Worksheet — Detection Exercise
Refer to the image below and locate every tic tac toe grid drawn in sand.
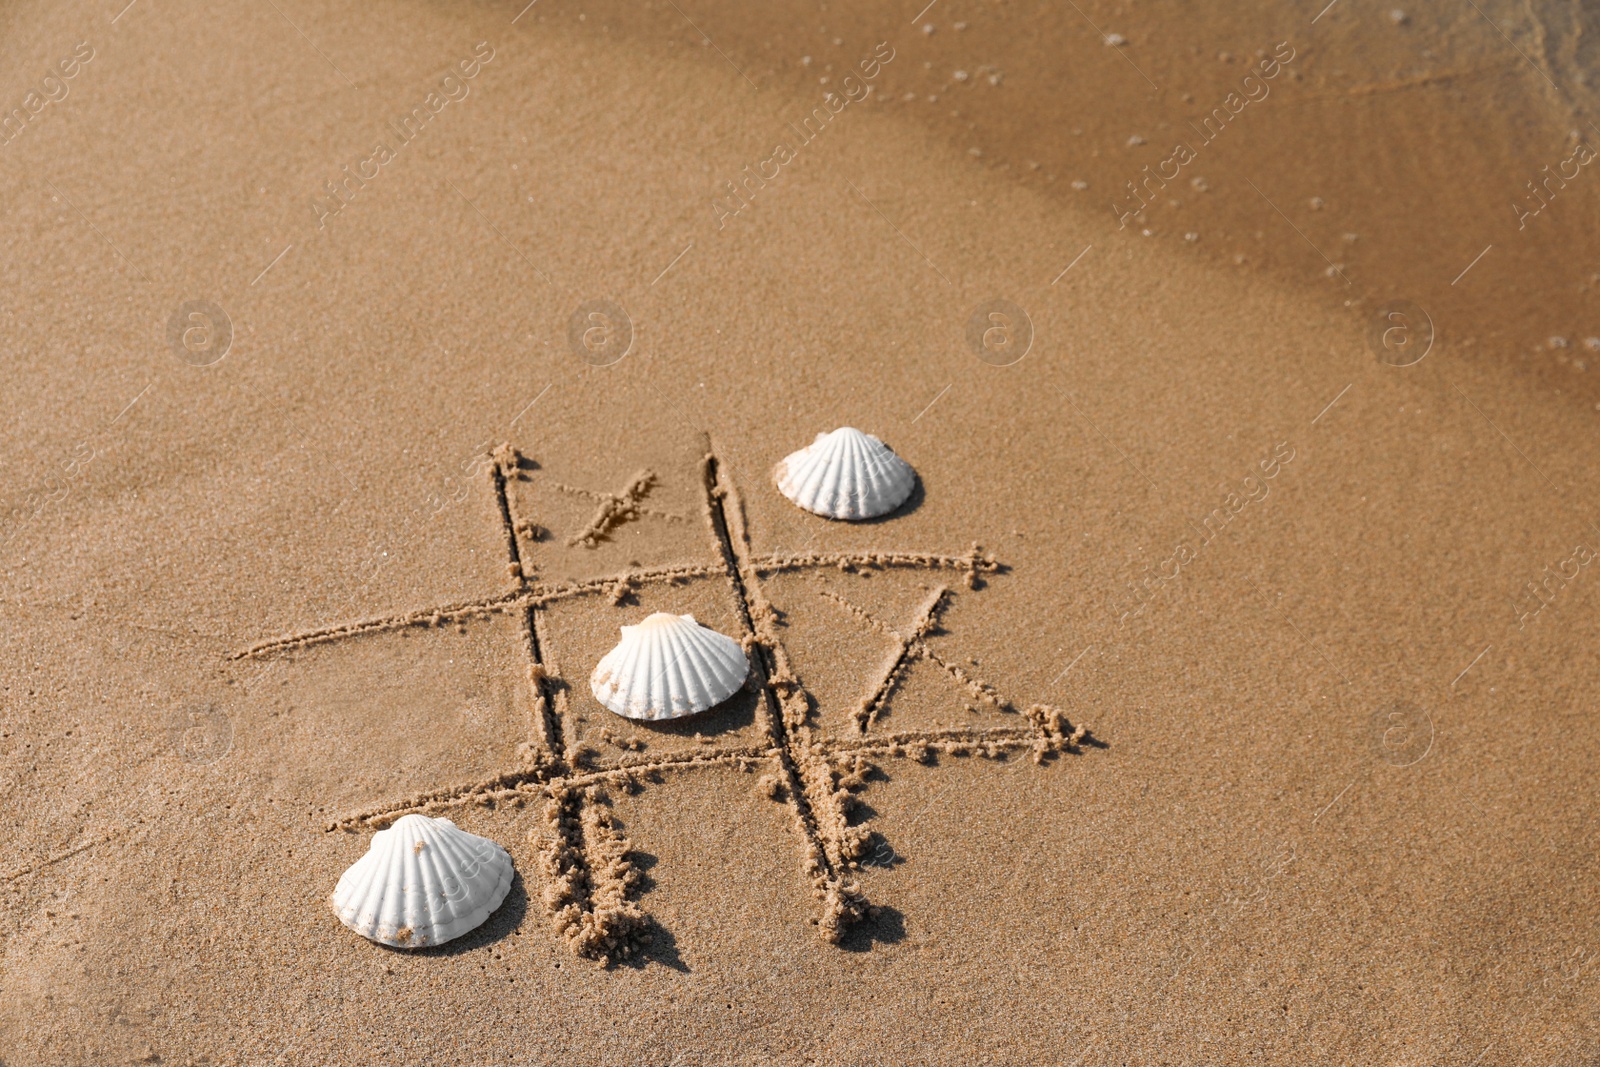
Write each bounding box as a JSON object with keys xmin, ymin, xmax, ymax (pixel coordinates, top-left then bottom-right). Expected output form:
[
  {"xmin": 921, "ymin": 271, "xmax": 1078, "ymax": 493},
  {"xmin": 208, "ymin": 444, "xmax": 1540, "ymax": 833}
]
[{"xmin": 233, "ymin": 437, "xmax": 1095, "ymax": 962}]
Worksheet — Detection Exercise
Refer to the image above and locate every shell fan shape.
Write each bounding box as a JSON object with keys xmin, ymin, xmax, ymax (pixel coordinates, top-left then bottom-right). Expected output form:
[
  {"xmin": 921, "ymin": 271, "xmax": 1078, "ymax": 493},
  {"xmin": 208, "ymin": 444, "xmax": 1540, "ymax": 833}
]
[
  {"xmin": 330, "ymin": 814, "xmax": 514, "ymax": 949},
  {"xmin": 590, "ymin": 613, "xmax": 750, "ymax": 721},
  {"xmin": 774, "ymin": 427, "xmax": 916, "ymax": 521}
]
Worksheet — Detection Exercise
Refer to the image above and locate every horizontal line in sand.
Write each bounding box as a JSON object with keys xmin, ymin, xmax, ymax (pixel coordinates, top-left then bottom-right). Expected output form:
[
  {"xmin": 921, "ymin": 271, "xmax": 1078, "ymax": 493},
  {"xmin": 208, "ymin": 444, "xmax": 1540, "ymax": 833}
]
[
  {"xmin": 234, "ymin": 551, "xmax": 1002, "ymax": 659},
  {"xmin": 325, "ymin": 726, "xmax": 1049, "ymax": 830}
]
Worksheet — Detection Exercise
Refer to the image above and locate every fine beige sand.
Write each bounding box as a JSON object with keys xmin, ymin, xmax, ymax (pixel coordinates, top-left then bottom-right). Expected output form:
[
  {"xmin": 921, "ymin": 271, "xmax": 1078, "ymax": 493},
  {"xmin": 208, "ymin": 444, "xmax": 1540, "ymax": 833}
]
[{"xmin": 6, "ymin": 0, "xmax": 1600, "ymax": 1063}]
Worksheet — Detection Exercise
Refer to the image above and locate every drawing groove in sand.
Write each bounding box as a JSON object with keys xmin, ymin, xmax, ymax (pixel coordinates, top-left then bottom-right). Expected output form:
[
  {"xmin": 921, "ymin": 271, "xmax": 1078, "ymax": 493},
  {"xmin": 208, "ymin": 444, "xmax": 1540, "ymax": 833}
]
[
  {"xmin": 842, "ymin": 585, "xmax": 952, "ymax": 733},
  {"xmin": 555, "ymin": 469, "xmax": 686, "ymax": 548},
  {"xmin": 699, "ymin": 445, "xmax": 870, "ymax": 940},
  {"xmin": 236, "ymin": 439, "xmax": 1096, "ymax": 959}
]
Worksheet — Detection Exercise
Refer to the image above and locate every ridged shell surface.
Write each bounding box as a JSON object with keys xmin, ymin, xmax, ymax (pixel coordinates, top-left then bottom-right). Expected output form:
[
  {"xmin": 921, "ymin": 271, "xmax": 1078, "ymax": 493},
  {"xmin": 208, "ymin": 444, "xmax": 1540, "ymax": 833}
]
[
  {"xmin": 329, "ymin": 814, "xmax": 513, "ymax": 948},
  {"xmin": 774, "ymin": 427, "xmax": 916, "ymax": 520},
  {"xmin": 590, "ymin": 612, "xmax": 749, "ymax": 720}
]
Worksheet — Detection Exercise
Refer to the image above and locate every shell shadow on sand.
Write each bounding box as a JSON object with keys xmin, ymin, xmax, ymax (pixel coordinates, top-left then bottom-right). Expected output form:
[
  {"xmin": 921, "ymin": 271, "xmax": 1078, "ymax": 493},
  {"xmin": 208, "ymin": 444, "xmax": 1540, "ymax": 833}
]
[{"xmin": 625, "ymin": 684, "xmax": 762, "ymax": 741}]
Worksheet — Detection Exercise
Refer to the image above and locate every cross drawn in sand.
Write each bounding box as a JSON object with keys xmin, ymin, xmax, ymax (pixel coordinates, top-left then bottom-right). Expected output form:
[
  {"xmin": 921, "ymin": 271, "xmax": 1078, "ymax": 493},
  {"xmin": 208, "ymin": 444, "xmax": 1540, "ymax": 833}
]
[
  {"xmin": 553, "ymin": 469, "xmax": 686, "ymax": 548},
  {"xmin": 233, "ymin": 437, "xmax": 1094, "ymax": 961}
]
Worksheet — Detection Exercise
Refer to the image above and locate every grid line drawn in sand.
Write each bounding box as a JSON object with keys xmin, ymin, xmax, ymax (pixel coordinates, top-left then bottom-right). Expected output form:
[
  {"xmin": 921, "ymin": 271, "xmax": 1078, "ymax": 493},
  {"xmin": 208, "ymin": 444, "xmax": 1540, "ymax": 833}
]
[{"xmin": 233, "ymin": 437, "xmax": 1095, "ymax": 961}]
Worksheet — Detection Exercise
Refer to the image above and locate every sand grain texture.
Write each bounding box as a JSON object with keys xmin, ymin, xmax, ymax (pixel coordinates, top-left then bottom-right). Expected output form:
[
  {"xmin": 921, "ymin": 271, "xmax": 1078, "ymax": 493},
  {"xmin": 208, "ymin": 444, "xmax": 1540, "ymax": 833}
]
[{"xmin": 4, "ymin": 0, "xmax": 1600, "ymax": 1062}]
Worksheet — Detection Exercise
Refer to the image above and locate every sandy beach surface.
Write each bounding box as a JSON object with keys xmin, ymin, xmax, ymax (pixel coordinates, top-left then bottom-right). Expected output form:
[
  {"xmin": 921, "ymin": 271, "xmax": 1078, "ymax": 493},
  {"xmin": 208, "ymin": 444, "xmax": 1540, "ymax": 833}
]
[{"xmin": 5, "ymin": 0, "xmax": 1600, "ymax": 1062}]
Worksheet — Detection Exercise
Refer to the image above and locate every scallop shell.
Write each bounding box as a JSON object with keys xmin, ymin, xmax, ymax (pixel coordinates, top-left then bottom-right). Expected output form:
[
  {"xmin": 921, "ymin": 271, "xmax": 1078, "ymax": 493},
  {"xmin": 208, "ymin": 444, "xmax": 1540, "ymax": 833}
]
[
  {"xmin": 773, "ymin": 427, "xmax": 917, "ymax": 520},
  {"xmin": 329, "ymin": 814, "xmax": 513, "ymax": 948},
  {"xmin": 590, "ymin": 612, "xmax": 749, "ymax": 720}
]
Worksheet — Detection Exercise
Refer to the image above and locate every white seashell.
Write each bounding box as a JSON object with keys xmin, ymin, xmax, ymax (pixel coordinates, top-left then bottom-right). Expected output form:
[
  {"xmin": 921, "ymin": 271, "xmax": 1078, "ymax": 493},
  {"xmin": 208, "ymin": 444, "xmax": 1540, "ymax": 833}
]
[
  {"xmin": 329, "ymin": 814, "xmax": 514, "ymax": 948},
  {"xmin": 773, "ymin": 427, "xmax": 917, "ymax": 520},
  {"xmin": 590, "ymin": 612, "xmax": 749, "ymax": 720}
]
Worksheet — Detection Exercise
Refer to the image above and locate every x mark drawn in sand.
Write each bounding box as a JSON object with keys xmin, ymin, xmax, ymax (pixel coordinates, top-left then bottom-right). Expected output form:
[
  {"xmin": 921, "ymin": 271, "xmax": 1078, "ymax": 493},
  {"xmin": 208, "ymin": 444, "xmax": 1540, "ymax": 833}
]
[
  {"xmin": 553, "ymin": 468, "xmax": 686, "ymax": 548},
  {"xmin": 233, "ymin": 437, "xmax": 1096, "ymax": 962}
]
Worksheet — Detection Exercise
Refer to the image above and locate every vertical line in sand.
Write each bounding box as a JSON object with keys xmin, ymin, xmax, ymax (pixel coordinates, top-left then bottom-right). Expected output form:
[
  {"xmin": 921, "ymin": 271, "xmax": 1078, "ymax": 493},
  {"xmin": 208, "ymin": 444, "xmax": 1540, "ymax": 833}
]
[
  {"xmin": 489, "ymin": 454, "xmax": 526, "ymax": 582},
  {"xmin": 492, "ymin": 447, "xmax": 564, "ymax": 762},
  {"xmin": 526, "ymin": 608, "xmax": 567, "ymax": 760},
  {"xmin": 697, "ymin": 437, "xmax": 809, "ymax": 780},
  {"xmin": 698, "ymin": 435, "xmax": 864, "ymax": 934},
  {"xmin": 494, "ymin": 444, "xmax": 648, "ymax": 961}
]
